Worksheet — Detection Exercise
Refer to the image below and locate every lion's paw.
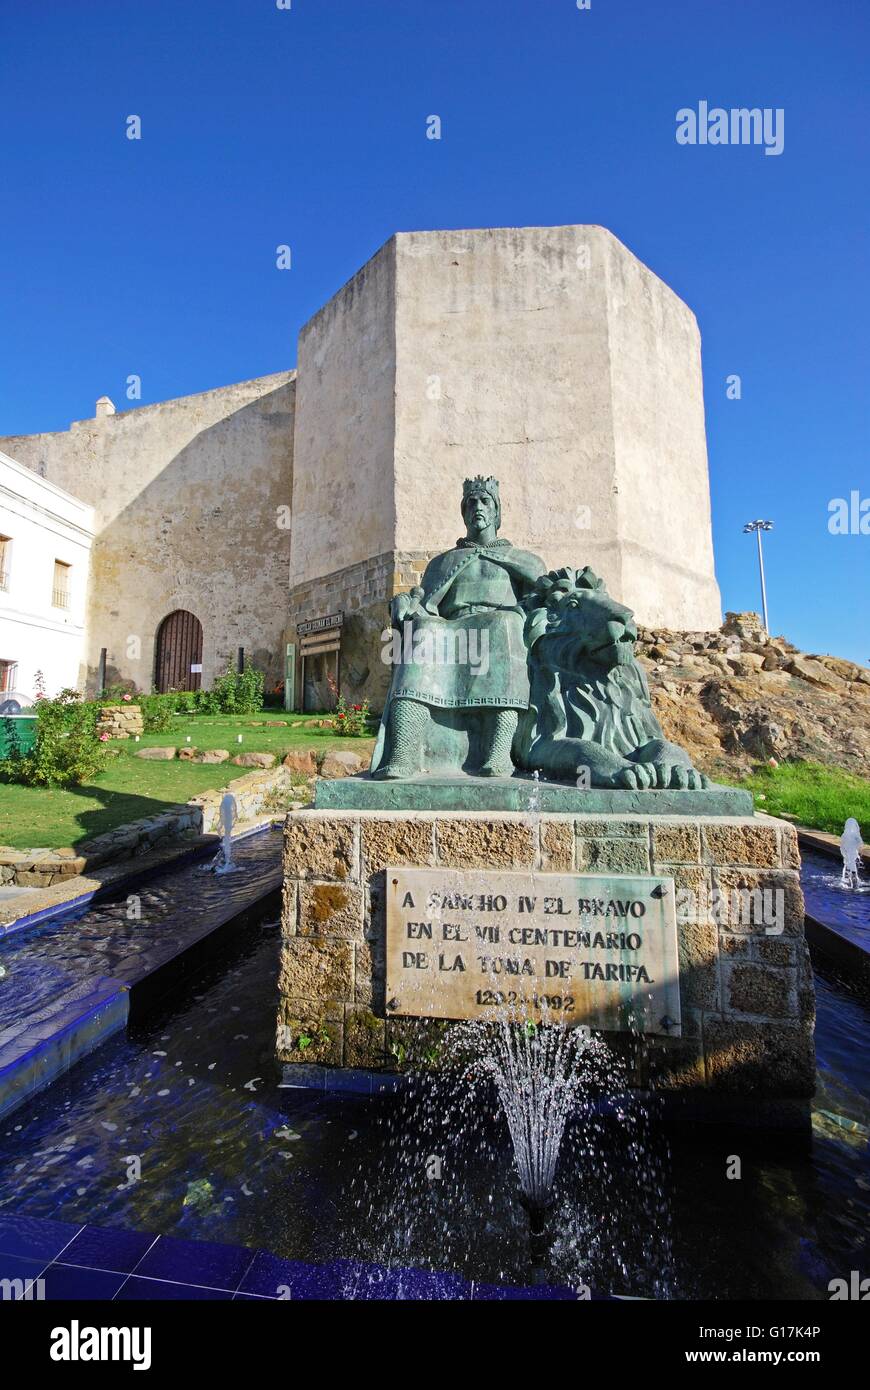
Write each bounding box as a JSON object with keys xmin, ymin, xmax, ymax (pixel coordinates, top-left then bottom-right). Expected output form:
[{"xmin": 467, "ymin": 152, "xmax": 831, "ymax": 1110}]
[
  {"xmin": 650, "ymin": 763, "xmax": 710, "ymax": 790},
  {"xmin": 615, "ymin": 762, "xmax": 656, "ymax": 790}
]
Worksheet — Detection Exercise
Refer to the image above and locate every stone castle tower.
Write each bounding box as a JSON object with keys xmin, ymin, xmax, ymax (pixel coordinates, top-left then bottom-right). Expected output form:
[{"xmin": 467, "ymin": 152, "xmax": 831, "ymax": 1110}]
[{"xmin": 0, "ymin": 226, "xmax": 720, "ymax": 708}]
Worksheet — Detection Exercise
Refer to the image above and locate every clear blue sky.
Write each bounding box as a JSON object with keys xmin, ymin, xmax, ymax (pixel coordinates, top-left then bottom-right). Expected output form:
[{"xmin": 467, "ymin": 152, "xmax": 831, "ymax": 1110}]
[{"xmin": 1, "ymin": 0, "xmax": 867, "ymax": 662}]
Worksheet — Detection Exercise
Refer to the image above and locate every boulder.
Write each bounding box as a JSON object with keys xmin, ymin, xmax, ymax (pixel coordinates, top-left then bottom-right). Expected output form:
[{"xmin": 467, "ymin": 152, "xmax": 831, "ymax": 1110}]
[
  {"xmin": 727, "ymin": 654, "xmax": 765, "ymax": 678},
  {"xmin": 178, "ymin": 747, "xmax": 197, "ymax": 760},
  {"xmin": 319, "ymin": 750, "xmax": 366, "ymax": 779},
  {"xmin": 787, "ymin": 657, "xmax": 847, "ymax": 691},
  {"xmin": 192, "ymin": 749, "xmax": 230, "ymax": 764},
  {"xmin": 283, "ymin": 749, "xmax": 317, "ymax": 776},
  {"xmin": 136, "ymin": 746, "xmax": 176, "ymax": 760},
  {"xmin": 758, "ymin": 670, "xmax": 792, "ymax": 690},
  {"xmin": 819, "ymin": 655, "xmax": 865, "ymax": 682},
  {"xmin": 231, "ymin": 752, "xmax": 276, "ymax": 769},
  {"xmin": 739, "ymin": 719, "xmax": 789, "ymax": 758},
  {"xmin": 670, "ymin": 654, "xmax": 707, "ymax": 671}
]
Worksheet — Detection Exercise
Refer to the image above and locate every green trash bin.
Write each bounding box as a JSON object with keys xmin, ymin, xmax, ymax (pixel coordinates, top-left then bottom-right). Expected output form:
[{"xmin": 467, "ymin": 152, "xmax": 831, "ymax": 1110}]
[{"xmin": 0, "ymin": 714, "xmax": 38, "ymax": 758}]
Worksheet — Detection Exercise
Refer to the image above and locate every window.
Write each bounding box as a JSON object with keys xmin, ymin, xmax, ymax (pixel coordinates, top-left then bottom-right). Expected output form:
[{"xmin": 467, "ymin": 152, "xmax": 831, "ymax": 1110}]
[
  {"xmin": 0, "ymin": 660, "xmax": 18, "ymax": 693},
  {"xmin": 52, "ymin": 559, "xmax": 71, "ymax": 610},
  {"xmin": 0, "ymin": 536, "xmax": 10, "ymax": 591}
]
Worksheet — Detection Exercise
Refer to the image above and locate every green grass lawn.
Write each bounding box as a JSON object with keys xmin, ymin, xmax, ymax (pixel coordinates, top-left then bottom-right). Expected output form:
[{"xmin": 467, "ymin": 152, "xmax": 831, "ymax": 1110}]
[
  {"xmin": 133, "ymin": 710, "xmax": 374, "ymax": 756},
  {"xmin": 734, "ymin": 761, "xmax": 870, "ymax": 836},
  {"xmin": 0, "ymin": 710, "xmax": 375, "ymax": 850}
]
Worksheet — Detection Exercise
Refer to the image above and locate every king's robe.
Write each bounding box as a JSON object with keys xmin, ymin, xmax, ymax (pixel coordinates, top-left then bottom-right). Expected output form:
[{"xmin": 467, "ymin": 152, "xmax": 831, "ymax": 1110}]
[{"xmin": 371, "ymin": 539, "xmax": 545, "ymax": 774}]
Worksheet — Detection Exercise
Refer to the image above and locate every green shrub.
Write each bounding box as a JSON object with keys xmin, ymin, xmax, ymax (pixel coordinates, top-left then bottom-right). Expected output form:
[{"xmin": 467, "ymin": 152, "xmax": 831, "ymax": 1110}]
[
  {"xmin": 330, "ymin": 695, "xmax": 372, "ymax": 737},
  {"xmin": 0, "ymin": 687, "xmax": 109, "ymax": 787},
  {"xmin": 105, "ymin": 665, "xmax": 265, "ymax": 729},
  {"xmin": 98, "ymin": 680, "xmax": 136, "ymax": 701},
  {"xmin": 138, "ymin": 693, "xmax": 179, "ymax": 733},
  {"xmin": 201, "ymin": 660, "xmax": 264, "ymax": 715},
  {"xmin": 236, "ymin": 660, "xmax": 264, "ymax": 713}
]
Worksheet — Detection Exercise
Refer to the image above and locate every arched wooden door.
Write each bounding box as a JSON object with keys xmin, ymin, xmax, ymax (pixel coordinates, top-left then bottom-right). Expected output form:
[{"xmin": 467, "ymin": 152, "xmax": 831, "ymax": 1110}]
[{"xmin": 155, "ymin": 610, "xmax": 203, "ymax": 692}]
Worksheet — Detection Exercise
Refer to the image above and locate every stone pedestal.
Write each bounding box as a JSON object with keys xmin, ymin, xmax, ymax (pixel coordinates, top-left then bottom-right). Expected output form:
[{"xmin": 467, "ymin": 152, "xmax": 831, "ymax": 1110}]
[{"xmin": 277, "ymin": 810, "xmax": 814, "ymax": 1123}]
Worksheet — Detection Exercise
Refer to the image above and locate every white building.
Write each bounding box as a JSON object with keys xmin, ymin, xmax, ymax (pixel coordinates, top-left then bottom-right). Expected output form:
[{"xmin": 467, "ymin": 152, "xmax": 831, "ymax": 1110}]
[{"xmin": 0, "ymin": 450, "xmax": 94, "ymax": 705}]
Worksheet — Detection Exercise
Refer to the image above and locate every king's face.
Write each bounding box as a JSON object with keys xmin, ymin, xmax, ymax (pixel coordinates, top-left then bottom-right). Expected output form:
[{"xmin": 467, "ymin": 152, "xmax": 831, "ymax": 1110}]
[{"xmin": 464, "ymin": 491, "xmax": 497, "ymax": 536}]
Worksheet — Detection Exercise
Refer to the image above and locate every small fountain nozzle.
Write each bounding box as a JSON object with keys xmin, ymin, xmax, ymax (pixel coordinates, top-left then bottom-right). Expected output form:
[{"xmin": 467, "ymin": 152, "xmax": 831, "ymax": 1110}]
[{"xmin": 518, "ymin": 1191, "xmax": 556, "ymax": 1237}]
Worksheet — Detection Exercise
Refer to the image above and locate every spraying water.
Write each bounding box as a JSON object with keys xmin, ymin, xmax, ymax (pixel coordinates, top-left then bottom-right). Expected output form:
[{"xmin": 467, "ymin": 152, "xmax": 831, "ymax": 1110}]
[
  {"xmin": 201, "ymin": 792, "xmax": 240, "ymax": 874},
  {"xmin": 840, "ymin": 818, "xmax": 864, "ymax": 890},
  {"xmin": 345, "ymin": 1013, "xmax": 672, "ymax": 1296},
  {"xmin": 467, "ymin": 1020, "xmax": 598, "ymax": 1220}
]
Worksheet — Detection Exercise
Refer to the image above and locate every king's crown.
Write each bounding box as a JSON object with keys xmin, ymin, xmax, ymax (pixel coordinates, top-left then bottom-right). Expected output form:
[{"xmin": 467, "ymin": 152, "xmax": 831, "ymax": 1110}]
[{"xmin": 462, "ymin": 475, "xmax": 500, "ymax": 503}]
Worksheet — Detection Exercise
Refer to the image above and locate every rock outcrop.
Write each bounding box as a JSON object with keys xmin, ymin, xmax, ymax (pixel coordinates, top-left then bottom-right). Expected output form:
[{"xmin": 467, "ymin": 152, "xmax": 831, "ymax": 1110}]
[{"xmin": 636, "ymin": 612, "xmax": 870, "ymax": 780}]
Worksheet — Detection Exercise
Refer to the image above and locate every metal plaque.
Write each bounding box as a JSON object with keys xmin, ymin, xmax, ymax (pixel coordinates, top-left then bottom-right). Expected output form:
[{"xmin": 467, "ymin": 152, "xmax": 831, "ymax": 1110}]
[{"xmin": 386, "ymin": 868, "xmax": 681, "ymax": 1036}]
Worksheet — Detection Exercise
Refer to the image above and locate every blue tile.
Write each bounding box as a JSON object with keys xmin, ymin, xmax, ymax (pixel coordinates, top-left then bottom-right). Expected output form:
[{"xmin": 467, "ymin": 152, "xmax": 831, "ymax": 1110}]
[
  {"xmin": 134, "ymin": 1235, "xmax": 254, "ymax": 1291},
  {"xmin": 0, "ymin": 1213, "xmax": 81, "ymax": 1261},
  {"xmin": 42, "ymin": 1263, "xmax": 127, "ymax": 1300},
  {"xmin": 279, "ymin": 1063, "xmax": 326, "ymax": 1090},
  {"xmin": 324, "ymin": 1068, "xmax": 373, "ymax": 1095},
  {"xmin": 471, "ymin": 1280, "xmax": 578, "ymax": 1300},
  {"xmin": 58, "ymin": 1225, "xmax": 156, "ymax": 1275},
  {"xmin": 372, "ymin": 1074, "xmax": 404, "ymax": 1095},
  {"xmin": 338, "ymin": 1261, "xmax": 469, "ymax": 1300},
  {"xmin": 0, "ymin": 1253, "xmax": 46, "ymax": 1295},
  {"xmin": 238, "ymin": 1249, "xmax": 341, "ymax": 1300},
  {"xmin": 115, "ymin": 1276, "xmax": 234, "ymax": 1300}
]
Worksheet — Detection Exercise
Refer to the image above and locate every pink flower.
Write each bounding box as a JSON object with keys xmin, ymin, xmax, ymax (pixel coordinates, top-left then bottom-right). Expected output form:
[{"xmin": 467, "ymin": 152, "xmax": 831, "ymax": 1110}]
[
  {"xmin": 122, "ymin": 693, "xmax": 132, "ymax": 702},
  {"xmin": 99, "ymin": 732, "xmax": 111, "ymax": 742}
]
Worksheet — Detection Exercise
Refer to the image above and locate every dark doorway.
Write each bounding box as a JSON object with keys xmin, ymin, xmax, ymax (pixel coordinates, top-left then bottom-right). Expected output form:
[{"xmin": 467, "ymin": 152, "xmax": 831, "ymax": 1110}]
[{"xmin": 155, "ymin": 610, "xmax": 203, "ymax": 692}]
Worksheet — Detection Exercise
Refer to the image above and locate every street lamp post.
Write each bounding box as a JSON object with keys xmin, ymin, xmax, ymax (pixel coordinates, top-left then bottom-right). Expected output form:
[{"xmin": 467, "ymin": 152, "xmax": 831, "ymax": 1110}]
[{"xmin": 742, "ymin": 520, "xmax": 773, "ymax": 632}]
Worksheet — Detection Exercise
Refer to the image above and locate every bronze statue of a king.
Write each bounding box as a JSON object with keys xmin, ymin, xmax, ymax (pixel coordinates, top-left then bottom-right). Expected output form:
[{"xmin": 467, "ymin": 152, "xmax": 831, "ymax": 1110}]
[{"xmin": 371, "ymin": 476, "xmax": 545, "ymax": 779}]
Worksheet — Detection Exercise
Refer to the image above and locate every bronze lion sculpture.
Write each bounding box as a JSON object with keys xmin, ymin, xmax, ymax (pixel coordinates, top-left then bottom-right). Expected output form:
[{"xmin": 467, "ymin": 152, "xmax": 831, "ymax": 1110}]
[{"xmin": 514, "ymin": 567, "xmax": 709, "ymax": 790}]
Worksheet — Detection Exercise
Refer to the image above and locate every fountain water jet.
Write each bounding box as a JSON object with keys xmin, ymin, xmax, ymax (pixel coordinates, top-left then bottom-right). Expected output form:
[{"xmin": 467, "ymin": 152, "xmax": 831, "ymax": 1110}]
[
  {"xmin": 201, "ymin": 792, "xmax": 240, "ymax": 874},
  {"xmin": 452, "ymin": 1015, "xmax": 617, "ymax": 1233},
  {"xmin": 840, "ymin": 818, "xmax": 864, "ymax": 890}
]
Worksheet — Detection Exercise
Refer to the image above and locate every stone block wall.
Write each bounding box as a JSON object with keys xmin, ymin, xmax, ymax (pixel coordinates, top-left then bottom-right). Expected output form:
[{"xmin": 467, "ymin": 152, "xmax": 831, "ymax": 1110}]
[
  {"xmin": 287, "ymin": 548, "xmax": 437, "ymax": 710},
  {"xmin": 278, "ymin": 810, "xmax": 815, "ymax": 1105},
  {"xmin": 0, "ymin": 371, "xmax": 296, "ymax": 693},
  {"xmin": 96, "ymin": 704, "xmax": 145, "ymax": 739}
]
